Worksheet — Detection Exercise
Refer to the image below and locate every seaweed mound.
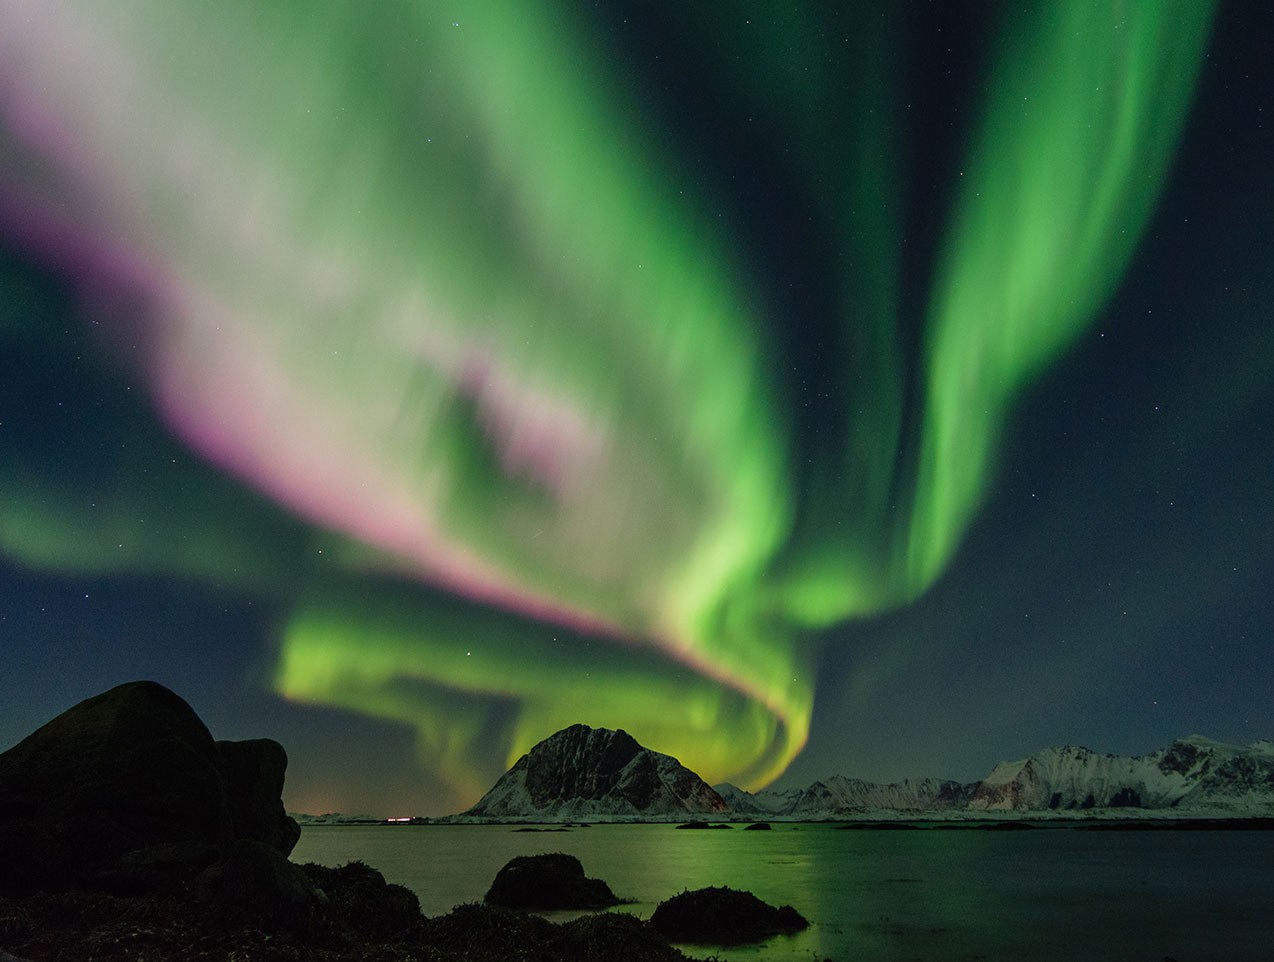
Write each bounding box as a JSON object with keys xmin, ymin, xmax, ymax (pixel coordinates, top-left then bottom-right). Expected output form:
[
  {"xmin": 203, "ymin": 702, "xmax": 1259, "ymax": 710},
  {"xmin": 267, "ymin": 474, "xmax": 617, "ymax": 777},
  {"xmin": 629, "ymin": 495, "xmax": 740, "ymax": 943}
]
[
  {"xmin": 423, "ymin": 902, "xmax": 558, "ymax": 957},
  {"xmin": 650, "ymin": 886, "xmax": 808, "ymax": 945},
  {"xmin": 301, "ymin": 860, "xmax": 422, "ymax": 940},
  {"xmin": 553, "ymin": 911, "xmax": 690, "ymax": 961},
  {"xmin": 484, "ymin": 853, "xmax": 620, "ymax": 910},
  {"xmin": 423, "ymin": 904, "xmax": 692, "ymax": 962}
]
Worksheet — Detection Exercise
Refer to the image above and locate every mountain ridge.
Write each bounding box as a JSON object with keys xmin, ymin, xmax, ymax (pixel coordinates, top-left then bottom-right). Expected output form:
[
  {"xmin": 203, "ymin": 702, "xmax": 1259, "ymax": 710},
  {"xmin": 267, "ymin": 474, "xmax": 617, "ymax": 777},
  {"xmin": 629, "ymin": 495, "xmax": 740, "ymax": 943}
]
[
  {"xmin": 724, "ymin": 736, "xmax": 1274, "ymax": 817},
  {"xmin": 452, "ymin": 728, "xmax": 1273, "ymax": 820}
]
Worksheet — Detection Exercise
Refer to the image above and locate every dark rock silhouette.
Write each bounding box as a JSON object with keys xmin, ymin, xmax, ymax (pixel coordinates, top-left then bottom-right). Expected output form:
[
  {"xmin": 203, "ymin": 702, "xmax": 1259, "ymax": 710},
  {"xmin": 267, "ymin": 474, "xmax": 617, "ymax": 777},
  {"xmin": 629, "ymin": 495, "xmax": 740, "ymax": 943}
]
[
  {"xmin": 650, "ymin": 886, "xmax": 808, "ymax": 945},
  {"xmin": 216, "ymin": 738, "xmax": 302, "ymax": 854},
  {"xmin": 484, "ymin": 853, "xmax": 620, "ymax": 910},
  {"xmin": 674, "ymin": 820, "xmax": 731, "ymax": 829},
  {"xmin": 0, "ymin": 680, "xmax": 299, "ymax": 896},
  {"xmin": 743, "ymin": 821, "xmax": 772, "ymax": 830}
]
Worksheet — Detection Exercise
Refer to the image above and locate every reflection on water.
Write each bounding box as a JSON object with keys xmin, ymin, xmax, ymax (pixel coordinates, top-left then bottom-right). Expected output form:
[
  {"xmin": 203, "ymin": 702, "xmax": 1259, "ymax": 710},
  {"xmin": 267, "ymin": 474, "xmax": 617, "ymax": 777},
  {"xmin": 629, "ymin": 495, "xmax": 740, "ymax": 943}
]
[{"xmin": 291, "ymin": 823, "xmax": 1274, "ymax": 961}]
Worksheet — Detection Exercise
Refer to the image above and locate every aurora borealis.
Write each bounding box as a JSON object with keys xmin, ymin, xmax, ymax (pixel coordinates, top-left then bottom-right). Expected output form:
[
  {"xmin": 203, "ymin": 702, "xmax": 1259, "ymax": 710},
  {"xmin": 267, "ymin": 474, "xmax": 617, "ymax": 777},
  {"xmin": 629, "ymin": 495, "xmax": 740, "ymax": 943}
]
[{"xmin": 2, "ymin": 2, "xmax": 1272, "ymax": 815}]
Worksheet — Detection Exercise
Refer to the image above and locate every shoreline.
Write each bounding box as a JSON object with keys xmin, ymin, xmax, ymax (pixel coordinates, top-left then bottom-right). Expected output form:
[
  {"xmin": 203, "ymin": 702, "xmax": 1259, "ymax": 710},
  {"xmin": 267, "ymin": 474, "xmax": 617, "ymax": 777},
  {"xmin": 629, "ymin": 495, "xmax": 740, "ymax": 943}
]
[{"xmin": 296, "ymin": 813, "xmax": 1274, "ymax": 830}]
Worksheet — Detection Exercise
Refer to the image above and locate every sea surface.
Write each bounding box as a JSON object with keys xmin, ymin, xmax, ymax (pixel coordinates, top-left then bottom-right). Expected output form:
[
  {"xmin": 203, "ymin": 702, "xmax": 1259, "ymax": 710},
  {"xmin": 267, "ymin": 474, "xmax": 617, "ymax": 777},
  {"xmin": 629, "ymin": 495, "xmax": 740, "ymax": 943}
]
[{"xmin": 291, "ymin": 822, "xmax": 1274, "ymax": 961}]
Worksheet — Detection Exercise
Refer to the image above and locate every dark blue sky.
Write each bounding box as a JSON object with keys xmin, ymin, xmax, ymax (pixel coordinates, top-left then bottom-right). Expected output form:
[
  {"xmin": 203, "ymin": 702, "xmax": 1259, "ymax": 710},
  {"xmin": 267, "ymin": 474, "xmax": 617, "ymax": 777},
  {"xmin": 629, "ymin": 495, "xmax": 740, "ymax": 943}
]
[{"xmin": 2, "ymin": 2, "xmax": 1271, "ymax": 815}]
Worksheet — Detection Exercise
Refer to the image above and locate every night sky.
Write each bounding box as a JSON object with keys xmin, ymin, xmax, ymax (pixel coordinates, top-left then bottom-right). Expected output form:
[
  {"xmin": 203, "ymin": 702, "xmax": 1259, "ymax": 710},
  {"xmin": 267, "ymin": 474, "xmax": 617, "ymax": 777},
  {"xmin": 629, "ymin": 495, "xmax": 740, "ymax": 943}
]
[{"xmin": 1, "ymin": 1, "xmax": 1270, "ymax": 817}]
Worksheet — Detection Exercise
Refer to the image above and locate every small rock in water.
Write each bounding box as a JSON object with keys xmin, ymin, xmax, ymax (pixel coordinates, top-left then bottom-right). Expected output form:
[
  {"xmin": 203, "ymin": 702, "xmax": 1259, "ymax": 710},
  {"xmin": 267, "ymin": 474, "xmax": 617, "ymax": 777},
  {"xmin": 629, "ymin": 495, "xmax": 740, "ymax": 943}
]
[{"xmin": 743, "ymin": 821, "xmax": 772, "ymax": 830}]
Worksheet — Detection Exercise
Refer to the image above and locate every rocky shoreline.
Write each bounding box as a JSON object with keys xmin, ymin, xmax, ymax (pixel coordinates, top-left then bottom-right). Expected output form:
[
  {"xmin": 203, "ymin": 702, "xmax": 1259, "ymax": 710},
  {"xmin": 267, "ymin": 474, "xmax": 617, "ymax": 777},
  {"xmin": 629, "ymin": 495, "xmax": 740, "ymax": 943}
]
[
  {"xmin": 0, "ymin": 683, "xmax": 808, "ymax": 962},
  {"xmin": 0, "ymin": 847, "xmax": 810, "ymax": 962},
  {"xmin": 0, "ymin": 864, "xmax": 701, "ymax": 962}
]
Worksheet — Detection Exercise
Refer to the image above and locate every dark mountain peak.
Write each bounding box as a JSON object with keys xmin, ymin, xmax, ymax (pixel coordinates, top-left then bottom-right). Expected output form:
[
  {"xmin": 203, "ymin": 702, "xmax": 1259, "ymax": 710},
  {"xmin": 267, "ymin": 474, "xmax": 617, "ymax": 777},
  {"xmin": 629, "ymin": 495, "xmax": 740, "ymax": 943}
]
[{"xmin": 465, "ymin": 724, "xmax": 727, "ymax": 819}]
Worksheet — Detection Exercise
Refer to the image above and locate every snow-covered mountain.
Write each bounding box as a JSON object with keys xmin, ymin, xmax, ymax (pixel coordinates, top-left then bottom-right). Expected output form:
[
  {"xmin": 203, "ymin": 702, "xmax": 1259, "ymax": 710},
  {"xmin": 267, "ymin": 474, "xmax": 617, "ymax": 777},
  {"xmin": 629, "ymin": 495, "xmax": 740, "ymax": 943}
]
[
  {"xmin": 784, "ymin": 776, "xmax": 975, "ymax": 815},
  {"xmin": 712, "ymin": 782, "xmax": 778, "ymax": 814},
  {"xmin": 458, "ymin": 731, "xmax": 1272, "ymax": 820},
  {"xmin": 719, "ymin": 737, "xmax": 1274, "ymax": 817},
  {"xmin": 464, "ymin": 724, "xmax": 728, "ymax": 819},
  {"xmin": 967, "ymin": 736, "xmax": 1274, "ymax": 812},
  {"xmin": 289, "ymin": 811, "xmax": 385, "ymax": 825},
  {"xmin": 716, "ymin": 777, "xmax": 977, "ymax": 817}
]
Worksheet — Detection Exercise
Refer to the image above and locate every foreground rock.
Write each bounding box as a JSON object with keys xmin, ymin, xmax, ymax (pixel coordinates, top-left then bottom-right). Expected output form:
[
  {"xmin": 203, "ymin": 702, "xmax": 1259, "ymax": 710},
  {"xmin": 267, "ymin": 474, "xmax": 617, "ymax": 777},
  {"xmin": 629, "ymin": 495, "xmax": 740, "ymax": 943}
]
[
  {"xmin": 216, "ymin": 737, "xmax": 302, "ymax": 854},
  {"xmin": 0, "ymin": 680, "xmax": 300, "ymax": 897},
  {"xmin": 0, "ymin": 860, "xmax": 419, "ymax": 961},
  {"xmin": 484, "ymin": 853, "xmax": 620, "ymax": 910},
  {"xmin": 465, "ymin": 724, "xmax": 729, "ymax": 819},
  {"xmin": 650, "ymin": 886, "xmax": 808, "ymax": 945}
]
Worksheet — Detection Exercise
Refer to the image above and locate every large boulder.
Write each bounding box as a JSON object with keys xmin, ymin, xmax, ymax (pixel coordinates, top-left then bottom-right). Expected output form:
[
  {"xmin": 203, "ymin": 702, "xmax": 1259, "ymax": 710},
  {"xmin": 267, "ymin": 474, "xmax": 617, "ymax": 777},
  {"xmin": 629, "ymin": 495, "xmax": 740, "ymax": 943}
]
[
  {"xmin": 0, "ymin": 681, "xmax": 229, "ymax": 895},
  {"xmin": 484, "ymin": 853, "xmax": 620, "ymax": 910},
  {"xmin": 216, "ymin": 739, "xmax": 301, "ymax": 855},
  {"xmin": 0, "ymin": 680, "xmax": 299, "ymax": 896}
]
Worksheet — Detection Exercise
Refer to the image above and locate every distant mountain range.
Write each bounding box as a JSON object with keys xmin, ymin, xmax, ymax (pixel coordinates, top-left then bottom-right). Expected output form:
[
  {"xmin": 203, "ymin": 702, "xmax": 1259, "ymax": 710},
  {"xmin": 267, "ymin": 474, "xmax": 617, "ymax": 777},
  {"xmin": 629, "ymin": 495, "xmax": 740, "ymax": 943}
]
[
  {"xmin": 451, "ymin": 728, "xmax": 1274, "ymax": 821},
  {"xmin": 289, "ymin": 812, "xmax": 387, "ymax": 825},
  {"xmin": 966, "ymin": 736, "xmax": 1274, "ymax": 812},
  {"xmin": 719, "ymin": 736, "xmax": 1274, "ymax": 817},
  {"xmin": 716, "ymin": 776, "xmax": 975, "ymax": 816},
  {"xmin": 462, "ymin": 724, "xmax": 729, "ymax": 819}
]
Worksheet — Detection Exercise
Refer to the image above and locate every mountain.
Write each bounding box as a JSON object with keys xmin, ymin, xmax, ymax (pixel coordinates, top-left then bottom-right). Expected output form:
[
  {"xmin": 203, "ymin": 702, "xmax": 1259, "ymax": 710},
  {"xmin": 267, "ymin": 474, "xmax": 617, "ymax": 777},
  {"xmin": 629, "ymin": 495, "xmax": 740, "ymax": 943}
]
[
  {"xmin": 719, "ymin": 736, "xmax": 1274, "ymax": 817},
  {"xmin": 290, "ymin": 812, "xmax": 386, "ymax": 825},
  {"xmin": 712, "ymin": 782, "xmax": 776, "ymax": 815},
  {"xmin": 777, "ymin": 776, "xmax": 976, "ymax": 816},
  {"xmin": 460, "ymin": 730, "xmax": 1272, "ymax": 820},
  {"xmin": 967, "ymin": 736, "xmax": 1274, "ymax": 812},
  {"xmin": 716, "ymin": 777, "xmax": 977, "ymax": 817},
  {"xmin": 464, "ymin": 724, "xmax": 729, "ymax": 819}
]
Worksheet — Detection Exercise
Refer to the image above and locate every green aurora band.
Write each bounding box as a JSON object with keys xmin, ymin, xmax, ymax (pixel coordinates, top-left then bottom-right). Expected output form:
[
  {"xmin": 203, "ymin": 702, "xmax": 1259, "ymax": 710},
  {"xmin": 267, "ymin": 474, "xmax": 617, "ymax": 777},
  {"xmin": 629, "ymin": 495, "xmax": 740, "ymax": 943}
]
[{"xmin": 0, "ymin": 2, "xmax": 1214, "ymax": 806}]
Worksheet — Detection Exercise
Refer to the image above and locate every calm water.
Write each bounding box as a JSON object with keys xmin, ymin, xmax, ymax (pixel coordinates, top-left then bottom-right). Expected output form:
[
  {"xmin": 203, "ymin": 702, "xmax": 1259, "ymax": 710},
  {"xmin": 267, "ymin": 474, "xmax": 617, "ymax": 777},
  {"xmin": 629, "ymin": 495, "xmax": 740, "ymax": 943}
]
[{"xmin": 291, "ymin": 823, "xmax": 1274, "ymax": 961}]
